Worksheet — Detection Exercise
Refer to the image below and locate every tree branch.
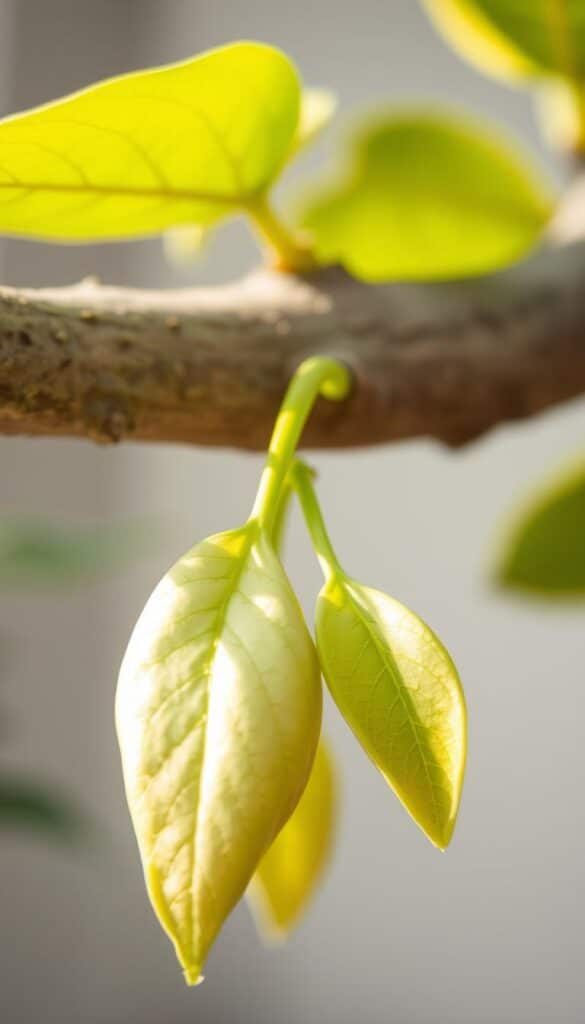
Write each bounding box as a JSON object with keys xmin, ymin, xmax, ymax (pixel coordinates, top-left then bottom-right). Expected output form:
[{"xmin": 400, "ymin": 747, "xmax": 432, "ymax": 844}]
[{"xmin": 1, "ymin": 240, "xmax": 585, "ymax": 450}]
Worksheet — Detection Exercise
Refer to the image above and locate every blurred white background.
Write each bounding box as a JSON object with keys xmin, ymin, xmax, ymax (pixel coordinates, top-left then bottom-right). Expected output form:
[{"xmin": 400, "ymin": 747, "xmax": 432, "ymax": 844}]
[{"xmin": 0, "ymin": 2, "xmax": 583, "ymax": 1022}]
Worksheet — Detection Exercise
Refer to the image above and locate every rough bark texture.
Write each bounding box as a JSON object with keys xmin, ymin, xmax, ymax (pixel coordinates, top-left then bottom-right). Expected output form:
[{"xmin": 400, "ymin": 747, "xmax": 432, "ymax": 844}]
[{"xmin": 1, "ymin": 239, "xmax": 585, "ymax": 450}]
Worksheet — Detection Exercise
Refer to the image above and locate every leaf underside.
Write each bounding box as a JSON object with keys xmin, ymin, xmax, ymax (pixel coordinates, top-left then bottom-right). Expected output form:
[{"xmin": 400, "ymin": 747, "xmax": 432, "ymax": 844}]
[
  {"xmin": 116, "ymin": 523, "xmax": 321, "ymax": 984},
  {"xmin": 316, "ymin": 578, "xmax": 466, "ymax": 849},
  {"xmin": 0, "ymin": 42, "xmax": 300, "ymax": 241}
]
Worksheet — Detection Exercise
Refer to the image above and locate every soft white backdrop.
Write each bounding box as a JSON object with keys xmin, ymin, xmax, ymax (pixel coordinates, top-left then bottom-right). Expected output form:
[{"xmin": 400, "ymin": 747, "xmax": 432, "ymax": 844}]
[{"xmin": 0, "ymin": 3, "xmax": 583, "ymax": 1023}]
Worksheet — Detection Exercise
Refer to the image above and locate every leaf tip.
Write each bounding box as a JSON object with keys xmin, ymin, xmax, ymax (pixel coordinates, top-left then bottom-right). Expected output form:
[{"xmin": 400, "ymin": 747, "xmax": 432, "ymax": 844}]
[{"xmin": 183, "ymin": 964, "xmax": 205, "ymax": 987}]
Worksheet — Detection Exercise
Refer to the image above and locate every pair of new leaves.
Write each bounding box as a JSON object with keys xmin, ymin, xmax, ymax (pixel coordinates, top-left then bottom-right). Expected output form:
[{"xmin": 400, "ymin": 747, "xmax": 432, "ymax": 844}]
[
  {"xmin": 116, "ymin": 358, "xmax": 467, "ymax": 985},
  {"xmin": 0, "ymin": 39, "xmax": 553, "ymax": 281}
]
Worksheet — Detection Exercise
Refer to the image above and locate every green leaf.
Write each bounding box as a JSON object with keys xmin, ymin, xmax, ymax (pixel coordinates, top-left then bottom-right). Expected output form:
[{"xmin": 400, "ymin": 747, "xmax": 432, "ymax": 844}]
[
  {"xmin": 290, "ymin": 88, "xmax": 337, "ymax": 155},
  {"xmin": 116, "ymin": 521, "xmax": 321, "ymax": 986},
  {"xmin": 0, "ymin": 518, "xmax": 147, "ymax": 587},
  {"xmin": 299, "ymin": 111, "xmax": 552, "ymax": 281},
  {"xmin": 422, "ymin": 0, "xmax": 585, "ymax": 82},
  {"xmin": 494, "ymin": 456, "xmax": 585, "ymax": 597},
  {"xmin": 0, "ymin": 42, "xmax": 300, "ymax": 241},
  {"xmin": 316, "ymin": 578, "xmax": 466, "ymax": 849},
  {"xmin": 290, "ymin": 460, "xmax": 466, "ymax": 850},
  {"xmin": 248, "ymin": 736, "xmax": 337, "ymax": 940},
  {"xmin": 0, "ymin": 777, "xmax": 82, "ymax": 840}
]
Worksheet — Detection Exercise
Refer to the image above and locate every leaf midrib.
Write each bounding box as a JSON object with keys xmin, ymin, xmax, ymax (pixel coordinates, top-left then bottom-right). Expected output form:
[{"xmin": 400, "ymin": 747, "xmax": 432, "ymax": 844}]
[{"xmin": 0, "ymin": 178, "xmax": 255, "ymax": 208}]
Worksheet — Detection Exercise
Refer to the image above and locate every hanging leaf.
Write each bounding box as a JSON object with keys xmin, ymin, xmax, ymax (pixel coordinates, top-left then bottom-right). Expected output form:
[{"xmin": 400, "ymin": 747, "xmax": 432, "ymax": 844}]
[
  {"xmin": 116, "ymin": 522, "xmax": 321, "ymax": 985},
  {"xmin": 422, "ymin": 0, "xmax": 585, "ymax": 82},
  {"xmin": 290, "ymin": 461, "xmax": 466, "ymax": 851},
  {"xmin": 0, "ymin": 518, "xmax": 147, "ymax": 587},
  {"xmin": 316, "ymin": 578, "xmax": 466, "ymax": 849},
  {"xmin": 248, "ymin": 736, "xmax": 337, "ymax": 940},
  {"xmin": 300, "ymin": 111, "xmax": 552, "ymax": 281},
  {"xmin": 0, "ymin": 777, "xmax": 82, "ymax": 840},
  {"xmin": 494, "ymin": 456, "xmax": 585, "ymax": 597},
  {"xmin": 0, "ymin": 42, "xmax": 301, "ymax": 241}
]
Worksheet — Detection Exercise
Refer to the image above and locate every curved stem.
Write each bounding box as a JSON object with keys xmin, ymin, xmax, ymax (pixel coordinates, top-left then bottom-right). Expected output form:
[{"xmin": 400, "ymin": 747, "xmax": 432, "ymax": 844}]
[
  {"xmin": 290, "ymin": 459, "xmax": 344, "ymax": 582},
  {"xmin": 252, "ymin": 356, "xmax": 350, "ymax": 535}
]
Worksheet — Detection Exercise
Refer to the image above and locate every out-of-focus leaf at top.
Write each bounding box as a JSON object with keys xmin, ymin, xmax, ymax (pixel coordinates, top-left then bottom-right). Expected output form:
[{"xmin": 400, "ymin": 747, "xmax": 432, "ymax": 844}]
[
  {"xmin": 494, "ymin": 456, "xmax": 585, "ymax": 597},
  {"xmin": 299, "ymin": 111, "xmax": 553, "ymax": 281},
  {"xmin": 422, "ymin": 1, "xmax": 585, "ymax": 82},
  {"xmin": 0, "ymin": 42, "xmax": 301, "ymax": 241},
  {"xmin": 0, "ymin": 777, "xmax": 83, "ymax": 841},
  {"xmin": 0, "ymin": 519, "xmax": 148, "ymax": 587}
]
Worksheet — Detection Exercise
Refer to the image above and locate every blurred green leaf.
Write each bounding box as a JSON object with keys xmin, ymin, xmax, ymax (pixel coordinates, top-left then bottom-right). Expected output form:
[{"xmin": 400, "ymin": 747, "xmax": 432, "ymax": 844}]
[
  {"xmin": 422, "ymin": 1, "xmax": 585, "ymax": 82},
  {"xmin": 495, "ymin": 457, "xmax": 585, "ymax": 597},
  {"xmin": 0, "ymin": 519, "xmax": 149, "ymax": 587},
  {"xmin": 0, "ymin": 42, "xmax": 301, "ymax": 241},
  {"xmin": 290, "ymin": 88, "xmax": 337, "ymax": 155},
  {"xmin": 0, "ymin": 777, "xmax": 82, "ymax": 840},
  {"xmin": 299, "ymin": 111, "xmax": 552, "ymax": 281}
]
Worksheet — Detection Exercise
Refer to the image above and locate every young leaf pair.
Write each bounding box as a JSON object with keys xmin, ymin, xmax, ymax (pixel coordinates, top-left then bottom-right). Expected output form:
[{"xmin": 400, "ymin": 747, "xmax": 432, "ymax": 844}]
[{"xmin": 116, "ymin": 357, "xmax": 467, "ymax": 986}]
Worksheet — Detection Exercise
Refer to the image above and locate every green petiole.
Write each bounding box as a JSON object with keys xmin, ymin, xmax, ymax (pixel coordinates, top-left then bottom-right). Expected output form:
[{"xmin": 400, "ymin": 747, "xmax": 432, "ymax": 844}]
[
  {"xmin": 252, "ymin": 356, "xmax": 350, "ymax": 536},
  {"xmin": 289, "ymin": 459, "xmax": 344, "ymax": 581}
]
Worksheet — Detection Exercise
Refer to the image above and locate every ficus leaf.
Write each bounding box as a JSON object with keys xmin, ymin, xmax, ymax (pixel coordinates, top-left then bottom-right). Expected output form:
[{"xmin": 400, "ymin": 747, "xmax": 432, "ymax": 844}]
[
  {"xmin": 494, "ymin": 456, "xmax": 585, "ymax": 597},
  {"xmin": 0, "ymin": 42, "xmax": 301, "ymax": 241},
  {"xmin": 291, "ymin": 461, "xmax": 466, "ymax": 850},
  {"xmin": 422, "ymin": 0, "xmax": 585, "ymax": 82},
  {"xmin": 299, "ymin": 111, "xmax": 552, "ymax": 281},
  {"xmin": 248, "ymin": 736, "xmax": 337, "ymax": 940},
  {"xmin": 116, "ymin": 521, "xmax": 321, "ymax": 985}
]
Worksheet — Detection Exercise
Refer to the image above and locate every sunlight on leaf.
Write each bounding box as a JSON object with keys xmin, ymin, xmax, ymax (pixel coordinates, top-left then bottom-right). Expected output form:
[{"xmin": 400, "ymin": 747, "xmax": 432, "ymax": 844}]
[
  {"xmin": 116, "ymin": 523, "xmax": 321, "ymax": 985},
  {"xmin": 0, "ymin": 42, "xmax": 301, "ymax": 241},
  {"xmin": 494, "ymin": 455, "xmax": 585, "ymax": 597},
  {"xmin": 316, "ymin": 577, "xmax": 466, "ymax": 849},
  {"xmin": 300, "ymin": 111, "xmax": 553, "ymax": 281},
  {"xmin": 248, "ymin": 736, "xmax": 337, "ymax": 940},
  {"xmin": 423, "ymin": 0, "xmax": 585, "ymax": 82}
]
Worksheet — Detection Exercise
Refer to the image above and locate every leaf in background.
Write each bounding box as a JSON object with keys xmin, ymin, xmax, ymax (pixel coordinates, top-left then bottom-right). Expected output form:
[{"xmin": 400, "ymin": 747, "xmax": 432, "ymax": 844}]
[
  {"xmin": 316, "ymin": 578, "xmax": 466, "ymax": 849},
  {"xmin": 248, "ymin": 736, "xmax": 337, "ymax": 940},
  {"xmin": 290, "ymin": 88, "xmax": 337, "ymax": 156},
  {"xmin": 0, "ymin": 518, "xmax": 148, "ymax": 587},
  {"xmin": 0, "ymin": 777, "xmax": 82, "ymax": 840},
  {"xmin": 0, "ymin": 42, "xmax": 300, "ymax": 241},
  {"xmin": 163, "ymin": 224, "xmax": 209, "ymax": 266},
  {"xmin": 299, "ymin": 112, "xmax": 552, "ymax": 281},
  {"xmin": 494, "ymin": 457, "xmax": 585, "ymax": 597},
  {"xmin": 116, "ymin": 523, "xmax": 321, "ymax": 985},
  {"xmin": 422, "ymin": 0, "xmax": 585, "ymax": 82}
]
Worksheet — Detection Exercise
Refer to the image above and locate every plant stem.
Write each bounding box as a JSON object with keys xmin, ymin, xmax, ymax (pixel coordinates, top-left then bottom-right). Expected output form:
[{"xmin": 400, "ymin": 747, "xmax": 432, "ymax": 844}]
[
  {"xmin": 252, "ymin": 356, "xmax": 350, "ymax": 535},
  {"xmin": 289, "ymin": 459, "xmax": 344, "ymax": 581},
  {"xmin": 246, "ymin": 193, "xmax": 318, "ymax": 273}
]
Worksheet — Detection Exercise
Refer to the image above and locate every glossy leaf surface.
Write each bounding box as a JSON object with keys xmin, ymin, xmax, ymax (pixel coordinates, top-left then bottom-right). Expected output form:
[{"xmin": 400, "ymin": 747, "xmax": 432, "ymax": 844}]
[
  {"xmin": 248, "ymin": 736, "xmax": 337, "ymax": 939},
  {"xmin": 301, "ymin": 112, "xmax": 552, "ymax": 281},
  {"xmin": 495, "ymin": 457, "xmax": 585, "ymax": 596},
  {"xmin": 423, "ymin": 0, "xmax": 585, "ymax": 80},
  {"xmin": 116, "ymin": 522, "xmax": 321, "ymax": 984},
  {"xmin": 0, "ymin": 42, "xmax": 300, "ymax": 241},
  {"xmin": 316, "ymin": 577, "xmax": 466, "ymax": 849}
]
